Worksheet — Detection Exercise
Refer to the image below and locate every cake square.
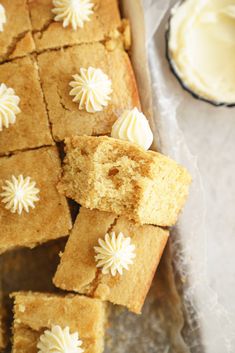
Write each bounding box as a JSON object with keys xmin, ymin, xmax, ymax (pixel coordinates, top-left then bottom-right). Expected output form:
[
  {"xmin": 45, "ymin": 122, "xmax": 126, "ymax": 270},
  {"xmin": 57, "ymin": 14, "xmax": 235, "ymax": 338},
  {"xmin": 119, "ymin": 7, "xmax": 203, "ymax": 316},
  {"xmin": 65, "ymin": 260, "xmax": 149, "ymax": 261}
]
[
  {"xmin": 11, "ymin": 292, "xmax": 106, "ymax": 353},
  {"xmin": 53, "ymin": 207, "xmax": 169, "ymax": 314},
  {"xmin": 0, "ymin": 146, "xmax": 72, "ymax": 254},
  {"xmin": 0, "ymin": 56, "xmax": 53, "ymax": 155},
  {"xmin": 28, "ymin": 0, "xmax": 122, "ymax": 52},
  {"xmin": 37, "ymin": 43, "xmax": 140, "ymax": 141},
  {"xmin": 58, "ymin": 136, "xmax": 191, "ymax": 227},
  {"xmin": 0, "ymin": 0, "xmax": 35, "ymax": 62}
]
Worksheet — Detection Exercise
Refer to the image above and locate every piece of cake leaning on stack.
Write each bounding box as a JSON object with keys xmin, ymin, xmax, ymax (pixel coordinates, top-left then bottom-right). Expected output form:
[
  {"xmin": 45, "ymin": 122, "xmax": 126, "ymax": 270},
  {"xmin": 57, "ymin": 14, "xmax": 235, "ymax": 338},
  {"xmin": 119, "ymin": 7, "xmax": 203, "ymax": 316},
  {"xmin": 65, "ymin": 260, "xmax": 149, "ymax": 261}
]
[{"xmin": 0, "ymin": 0, "xmax": 191, "ymax": 352}]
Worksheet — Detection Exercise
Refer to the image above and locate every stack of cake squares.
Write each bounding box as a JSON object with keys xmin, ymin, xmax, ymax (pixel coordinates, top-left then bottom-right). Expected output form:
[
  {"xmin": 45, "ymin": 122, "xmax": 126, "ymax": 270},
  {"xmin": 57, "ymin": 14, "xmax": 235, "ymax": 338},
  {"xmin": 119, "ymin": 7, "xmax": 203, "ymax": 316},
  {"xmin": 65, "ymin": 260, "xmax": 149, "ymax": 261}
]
[{"xmin": 0, "ymin": 1, "xmax": 191, "ymax": 352}]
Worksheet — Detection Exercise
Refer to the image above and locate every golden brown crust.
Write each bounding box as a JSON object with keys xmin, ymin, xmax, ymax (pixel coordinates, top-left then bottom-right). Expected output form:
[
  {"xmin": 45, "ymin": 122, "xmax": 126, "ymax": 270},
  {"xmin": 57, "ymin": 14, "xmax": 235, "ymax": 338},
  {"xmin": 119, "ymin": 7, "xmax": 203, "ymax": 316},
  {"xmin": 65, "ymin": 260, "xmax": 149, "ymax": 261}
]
[
  {"xmin": 0, "ymin": 0, "xmax": 35, "ymax": 62},
  {"xmin": 0, "ymin": 56, "xmax": 53, "ymax": 155},
  {"xmin": 11, "ymin": 292, "xmax": 106, "ymax": 353},
  {"xmin": 0, "ymin": 146, "xmax": 72, "ymax": 254},
  {"xmin": 9, "ymin": 32, "xmax": 35, "ymax": 60},
  {"xmin": 58, "ymin": 136, "xmax": 191, "ymax": 226},
  {"xmin": 28, "ymin": 0, "xmax": 122, "ymax": 52},
  {"xmin": 54, "ymin": 207, "xmax": 169, "ymax": 314},
  {"xmin": 37, "ymin": 43, "xmax": 140, "ymax": 141},
  {"xmin": 104, "ymin": 19, "xmax": 132, "ymax": 51}
]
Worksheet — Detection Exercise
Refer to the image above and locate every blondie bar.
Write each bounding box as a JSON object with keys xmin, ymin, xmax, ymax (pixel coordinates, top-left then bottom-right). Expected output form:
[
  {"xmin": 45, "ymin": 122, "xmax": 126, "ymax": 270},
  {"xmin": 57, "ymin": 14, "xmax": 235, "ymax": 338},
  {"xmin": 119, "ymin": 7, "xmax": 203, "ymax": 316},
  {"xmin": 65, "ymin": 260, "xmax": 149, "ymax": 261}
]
[
  {"xmin": 11, "ymin": 292, "xmax": 106, "ymax": 353},
  {"xmin": 58, "ymin": 136, "xmax": 191, "ymax": 226},
  {"xmin": 54, "ymin": 207, "xmax": 169, "ymax": 313},
  {"xmin": 0, "ymin": 146, "xmax": 72, "ymax": 254},
  {"xmin": 0, "ymin": 0, "xmax": 35, "ymax": 63},
  {"xmin": 37, "ymin": 43, "xmax": 140, "ymax": 141},
  {"xmin": 28, "ymin": 0, "xmax": 122, "ymax": 52},
  {"xmin": 0, "ymin": 56, "xmax": 53, "ymax": 155}
]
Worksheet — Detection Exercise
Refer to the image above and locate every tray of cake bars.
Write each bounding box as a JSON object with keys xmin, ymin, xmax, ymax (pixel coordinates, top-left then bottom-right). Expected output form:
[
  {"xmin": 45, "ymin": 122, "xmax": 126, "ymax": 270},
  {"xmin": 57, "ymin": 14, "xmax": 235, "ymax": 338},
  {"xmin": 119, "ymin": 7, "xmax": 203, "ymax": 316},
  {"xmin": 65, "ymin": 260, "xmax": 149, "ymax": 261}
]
[{"xmin": 0, "ymin": 1, "xmax": 193, "ymax": 352}]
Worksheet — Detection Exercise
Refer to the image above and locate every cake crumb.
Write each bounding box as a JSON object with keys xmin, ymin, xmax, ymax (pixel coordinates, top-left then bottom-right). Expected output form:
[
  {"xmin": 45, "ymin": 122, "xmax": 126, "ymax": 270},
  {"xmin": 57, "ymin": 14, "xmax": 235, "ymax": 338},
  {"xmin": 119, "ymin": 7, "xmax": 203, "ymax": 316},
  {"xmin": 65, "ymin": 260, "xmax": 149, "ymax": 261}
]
[{"xmin": 18, "ymin": 304, "xmax": 25, "ymax": 313}]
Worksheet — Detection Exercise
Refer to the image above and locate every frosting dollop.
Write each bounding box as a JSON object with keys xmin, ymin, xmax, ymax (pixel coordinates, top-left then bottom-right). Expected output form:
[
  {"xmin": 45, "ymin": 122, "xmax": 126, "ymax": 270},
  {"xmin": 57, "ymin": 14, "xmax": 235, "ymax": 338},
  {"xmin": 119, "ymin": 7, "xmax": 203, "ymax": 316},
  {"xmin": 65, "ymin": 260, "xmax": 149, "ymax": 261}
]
[
  {"xmin": 0, "ymin": 83, "xmax": 21, "ymax": 131},
  {"xmin": 94, "ymin": 232, "xmax": 136, "ymax": 276},
  {"xmin": 52, "ymin": 0, "xmax": 94, "ymax": 30},
  {"xmin": 37, "ymin": 325, "xmax": 84, "ymax": 353},
  {"xmin": 0, "ymin": 175, "xmax": 40, "ymax": 215},
  {"xmin": 111, "ymin": 107, "xmax": 153, "ymax": 150},
  {"xmin": 69, "ymin": 67, "xmax": 112, "ymax": 113},
  {"xmin": 0, "ymin": 4, "xmax": 6, "ymax": 32}
]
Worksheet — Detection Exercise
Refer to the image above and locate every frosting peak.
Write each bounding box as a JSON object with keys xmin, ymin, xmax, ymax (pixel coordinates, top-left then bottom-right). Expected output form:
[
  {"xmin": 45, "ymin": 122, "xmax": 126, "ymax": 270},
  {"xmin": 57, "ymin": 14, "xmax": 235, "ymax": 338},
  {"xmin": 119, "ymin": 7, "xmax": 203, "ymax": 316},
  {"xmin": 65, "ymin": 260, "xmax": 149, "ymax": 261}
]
[
  {"xmin": 94, "ymin": 232, "xmax": 136, "ymax": 276},
  {"xmin": 0, "ymin": 83, "xmax": 21, "ymax": 131},
  {"xmin": 0, "ymin": 4, "xmax": 6, "ymax": 32},
  {"xmin": 52, "ymin": 0, "xmax": 94, "ymax": 30},
  {"xmin": 111, "ymin": 108, "xmax": 153, "ymax": 150},
  {"xmin": 69, "ymin": 67, "xmax": 112, "ymax": 113},
  {"xmin": 0, "ymin": 175, "xmax": 40, "ymax": 215},
  {"xmin": 37, "ymin": 325, "xmax": 84, "ymax": 353}
]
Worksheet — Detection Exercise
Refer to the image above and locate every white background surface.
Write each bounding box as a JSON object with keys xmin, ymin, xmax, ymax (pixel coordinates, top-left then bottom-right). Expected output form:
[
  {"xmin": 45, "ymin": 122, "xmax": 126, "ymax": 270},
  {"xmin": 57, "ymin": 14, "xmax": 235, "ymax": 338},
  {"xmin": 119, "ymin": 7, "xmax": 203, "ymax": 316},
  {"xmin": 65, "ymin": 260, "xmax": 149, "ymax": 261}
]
[{"xmin": 143, "ymin": 0, "xmax": 235, "ymax": 352}]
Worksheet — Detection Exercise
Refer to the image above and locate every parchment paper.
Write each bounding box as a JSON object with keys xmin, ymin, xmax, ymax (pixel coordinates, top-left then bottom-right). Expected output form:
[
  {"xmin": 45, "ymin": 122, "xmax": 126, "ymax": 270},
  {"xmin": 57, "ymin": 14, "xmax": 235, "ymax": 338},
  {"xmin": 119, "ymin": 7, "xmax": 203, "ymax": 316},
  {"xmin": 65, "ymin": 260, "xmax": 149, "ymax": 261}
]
[{"xmin": 143, "ymin": 0, "xmax": 235, "ymax": 352}]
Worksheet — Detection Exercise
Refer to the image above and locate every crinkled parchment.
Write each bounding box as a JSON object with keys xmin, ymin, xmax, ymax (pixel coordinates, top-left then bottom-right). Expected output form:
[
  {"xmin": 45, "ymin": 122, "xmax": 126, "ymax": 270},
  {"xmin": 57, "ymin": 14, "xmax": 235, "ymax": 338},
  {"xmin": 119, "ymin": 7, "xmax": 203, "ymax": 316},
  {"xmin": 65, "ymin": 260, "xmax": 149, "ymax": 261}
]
[{"xmin": 142, "ymin": 1, "xmax": 235, "ymax": 352}]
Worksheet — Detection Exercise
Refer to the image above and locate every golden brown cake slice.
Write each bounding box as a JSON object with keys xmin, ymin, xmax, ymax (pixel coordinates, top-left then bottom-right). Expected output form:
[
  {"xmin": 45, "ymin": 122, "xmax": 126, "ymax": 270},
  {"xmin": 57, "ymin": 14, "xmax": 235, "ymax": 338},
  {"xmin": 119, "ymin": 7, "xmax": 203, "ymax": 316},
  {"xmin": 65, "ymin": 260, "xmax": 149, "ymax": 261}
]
[
  {"xmin": 11, "ymin": 292, "xmax": 107, "ymax": 353},
  {"xmin": 54, "ymin": 207, "xmax": 169, "ymax": 314},
  {"xmin": 37, "ymin": 43, "xmax": 140, "ymax": 141},
  {"xmin": 28, "ymin": 0, "xmax": 122, "ymax": 52},
  {"xmin": 0, "ymin": 146, "xmax": 72, "ymax": 254},
  {"xmin": 0, "ymin": 0, "xmax": 35, "ymax": 63},
  {"xmin": 58, "ymin": 136, "xmax": 191, "ymax": 226},
  {"xmin": 0, "ymin": 56, "xmax": 53, "ymax": 155}
]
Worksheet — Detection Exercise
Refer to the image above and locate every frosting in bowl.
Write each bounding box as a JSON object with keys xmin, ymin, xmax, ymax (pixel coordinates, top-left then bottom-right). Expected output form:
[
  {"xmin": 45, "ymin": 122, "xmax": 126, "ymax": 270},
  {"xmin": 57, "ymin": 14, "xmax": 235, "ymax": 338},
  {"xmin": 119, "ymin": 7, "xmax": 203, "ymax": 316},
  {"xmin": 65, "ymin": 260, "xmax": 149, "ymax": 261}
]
[{"xmin": 168, "ymin": 0, "xmax": 235, "ymax": 104}]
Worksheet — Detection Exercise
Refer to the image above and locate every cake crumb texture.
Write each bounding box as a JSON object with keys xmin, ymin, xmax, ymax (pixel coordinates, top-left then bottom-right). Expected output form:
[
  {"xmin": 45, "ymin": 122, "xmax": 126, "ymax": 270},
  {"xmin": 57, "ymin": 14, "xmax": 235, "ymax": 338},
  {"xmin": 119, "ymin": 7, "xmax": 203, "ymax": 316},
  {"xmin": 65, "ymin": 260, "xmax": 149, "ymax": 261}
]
[{"xmin": 58, "ymin": 136, "xmax": 191, "ymax": 226}]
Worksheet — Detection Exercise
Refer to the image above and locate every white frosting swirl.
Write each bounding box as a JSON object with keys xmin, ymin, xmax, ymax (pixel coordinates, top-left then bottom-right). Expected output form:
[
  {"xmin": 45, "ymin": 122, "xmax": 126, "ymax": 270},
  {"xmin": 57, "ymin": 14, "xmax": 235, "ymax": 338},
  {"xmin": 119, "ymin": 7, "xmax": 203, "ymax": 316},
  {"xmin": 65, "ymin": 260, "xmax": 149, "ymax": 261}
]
[
  {"xmin": 69, "ymin": 67, "xmax": 112, "ymax": 113},
  {"xmin": 37, "ymin": 325, "xmax": 84, "ymax": 353},
  {"xmin": 111, "ymin": 108, "xmax": 153, "ymax": 150},
  {"xmin": 0, "ymin": 83, "xmax": 21, "ymax": 131},
  {"xmin": 0, "ymin": 175, "xmax": 40, "ymax": 215},
  {"xmin": 0, "ymin": 4, "xmax": 6, "ymax": 32},
  {"xmin": 94, "ymin": 232, "xmax": 136, "ymax": 277},
  {"xmin": 52, "ymin": 0, "xmax": 94, "ymax": 30}
]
